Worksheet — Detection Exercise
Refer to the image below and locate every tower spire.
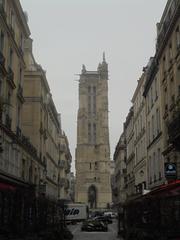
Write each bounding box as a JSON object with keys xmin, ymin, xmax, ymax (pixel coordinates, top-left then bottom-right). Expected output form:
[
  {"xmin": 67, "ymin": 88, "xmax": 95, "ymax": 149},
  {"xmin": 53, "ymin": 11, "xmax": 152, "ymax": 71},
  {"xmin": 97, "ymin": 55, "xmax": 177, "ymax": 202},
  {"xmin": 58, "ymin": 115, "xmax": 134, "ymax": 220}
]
[
  {"xmin": 81, "ymin": 64, "xmax": 86, "ymax": 74},
  {"xmin": 103, "ymin": 52, "xmax": 106, "ymax": 62}
]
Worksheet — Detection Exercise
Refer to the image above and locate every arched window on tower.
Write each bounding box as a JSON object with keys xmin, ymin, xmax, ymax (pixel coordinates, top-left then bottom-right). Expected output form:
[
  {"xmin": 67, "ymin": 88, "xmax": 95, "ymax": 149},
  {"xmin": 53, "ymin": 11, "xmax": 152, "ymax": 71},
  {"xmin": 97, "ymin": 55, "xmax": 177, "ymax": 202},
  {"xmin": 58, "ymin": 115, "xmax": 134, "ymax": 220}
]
[
  {"xmin": 88, "ymin": 185, "xmax": 97, "ymax": 209},
  {"xmin": 88, "ymin": 123, "xmax": 91, "ymax": 143},
  {"xmin": 93, "ymin": 123, "xmax": 96, "ymax": 144},
  {"xmin": 93, "ymin": 86, "xmax": 96, "ymax": 115}
]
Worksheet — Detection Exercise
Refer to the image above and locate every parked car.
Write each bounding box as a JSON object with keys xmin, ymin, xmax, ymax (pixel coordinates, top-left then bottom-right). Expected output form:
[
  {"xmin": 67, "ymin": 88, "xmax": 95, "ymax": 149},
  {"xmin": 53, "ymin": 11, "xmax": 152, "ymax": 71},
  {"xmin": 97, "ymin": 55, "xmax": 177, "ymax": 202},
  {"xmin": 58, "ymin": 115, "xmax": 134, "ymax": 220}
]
[
  {"xmin": 81, "ymin": 219, "xmax": 108, "ymax": 232},
  {"xmin": 104, "ymin": 211, "xmax": 117, "ymax": 219},
  {"xmin": 93, "ymin": 215, "xmax": 113, "ymax": 224}
]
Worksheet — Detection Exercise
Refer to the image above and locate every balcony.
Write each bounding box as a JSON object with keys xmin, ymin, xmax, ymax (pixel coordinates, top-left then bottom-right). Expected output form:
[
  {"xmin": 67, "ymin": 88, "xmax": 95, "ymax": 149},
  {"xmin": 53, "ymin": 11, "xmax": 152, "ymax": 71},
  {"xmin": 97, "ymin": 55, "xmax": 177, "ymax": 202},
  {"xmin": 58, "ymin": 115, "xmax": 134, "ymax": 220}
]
[
  {"xmin": 7, "ymin": 67, "xmax": 16, "ymax": 89},
  {"xmin": 168, "ymin": 111, "xmax": 180, "ymax": 150},
  {"xmin": 5, "ymin": 114, "xmax": 11, "ymax": 129},
  {"xmin": 17, "ymin": 84, "xmax": 25, "ymax": 103}
]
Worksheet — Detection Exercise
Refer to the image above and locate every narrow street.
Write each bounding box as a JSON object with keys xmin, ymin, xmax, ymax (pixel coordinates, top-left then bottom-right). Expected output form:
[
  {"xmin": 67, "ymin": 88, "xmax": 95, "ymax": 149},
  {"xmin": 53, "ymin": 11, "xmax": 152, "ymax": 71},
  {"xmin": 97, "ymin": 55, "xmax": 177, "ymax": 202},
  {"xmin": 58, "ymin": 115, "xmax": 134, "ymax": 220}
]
[{"xmin": 68, "ymin": 220, "xmax": 120, "ymax": 240}]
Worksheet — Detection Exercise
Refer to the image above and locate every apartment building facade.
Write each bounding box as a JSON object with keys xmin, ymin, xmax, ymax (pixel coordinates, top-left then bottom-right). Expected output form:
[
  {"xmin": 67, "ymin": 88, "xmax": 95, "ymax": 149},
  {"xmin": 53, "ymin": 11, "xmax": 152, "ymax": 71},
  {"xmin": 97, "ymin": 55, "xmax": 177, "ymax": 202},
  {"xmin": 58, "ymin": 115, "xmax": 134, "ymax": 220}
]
[
  {"xmin": 59, "ymin": 133, "xmax": 72, "ymax": 199},
  {"xmin": 124, "ymin": 107, "xmax": 135, "ymax": 198},
  {"xmin": 0, "ymin": 0, "xmax": 38, "ymax": 190},
  {"xmin": 22, "ymin": 38, "xmax": 72, "ymax": 200},
  {"xmin": 114, "ymin": 0, "xmax": 180, "ymax": 201},
  {"xmin": 132, "ymin": 72, "xmax": 147, "ymax": 193},
  {"xmin": 113, "ymin": 133, "xmax": 126, "ymax": 206},
  {"xmin": 143, "ymin": 57, "xmax": 165, "ymax": 189},
  {"xmin": 156, "ymin": 0, "xmax": 180, "ymax": 177}
]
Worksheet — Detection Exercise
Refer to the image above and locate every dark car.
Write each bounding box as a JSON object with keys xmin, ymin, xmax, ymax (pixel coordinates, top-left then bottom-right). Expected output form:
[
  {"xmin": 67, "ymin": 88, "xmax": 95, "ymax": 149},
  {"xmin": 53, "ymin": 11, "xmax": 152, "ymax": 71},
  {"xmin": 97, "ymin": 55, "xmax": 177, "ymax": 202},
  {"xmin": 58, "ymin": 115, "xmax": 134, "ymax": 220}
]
[
  {"xmin": 81, "ymin": 219, "xmax": 108, "ymax": 232},
  {"xmin": 93, "ymin": 215, "xmax": 113, "ymax": 224}
]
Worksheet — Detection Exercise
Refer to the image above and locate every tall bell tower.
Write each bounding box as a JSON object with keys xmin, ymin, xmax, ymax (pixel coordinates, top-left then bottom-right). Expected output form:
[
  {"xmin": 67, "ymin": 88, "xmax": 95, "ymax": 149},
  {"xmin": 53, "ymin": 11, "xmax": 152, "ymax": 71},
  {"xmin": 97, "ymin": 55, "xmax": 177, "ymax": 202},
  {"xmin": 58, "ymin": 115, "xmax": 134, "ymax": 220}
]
[{"xmin": 75, "ymin": 54, "xmax": 112, "ymax": 209}]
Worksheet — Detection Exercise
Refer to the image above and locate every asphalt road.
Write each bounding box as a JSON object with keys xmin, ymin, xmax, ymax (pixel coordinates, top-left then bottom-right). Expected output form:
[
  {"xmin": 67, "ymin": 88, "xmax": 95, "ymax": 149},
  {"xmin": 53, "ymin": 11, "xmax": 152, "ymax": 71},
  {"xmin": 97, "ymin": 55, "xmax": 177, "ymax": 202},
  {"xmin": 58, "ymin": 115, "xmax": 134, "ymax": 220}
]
[{"xmin": 68, "ymin": 220, "xmax": 121, "ymax": 240}]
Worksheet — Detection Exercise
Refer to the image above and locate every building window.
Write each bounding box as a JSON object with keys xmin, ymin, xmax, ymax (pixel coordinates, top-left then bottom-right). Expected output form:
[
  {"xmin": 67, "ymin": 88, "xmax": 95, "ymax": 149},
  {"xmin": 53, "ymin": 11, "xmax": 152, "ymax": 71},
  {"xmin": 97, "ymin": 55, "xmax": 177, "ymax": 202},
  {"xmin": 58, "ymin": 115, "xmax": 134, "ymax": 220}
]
[
  {"xmin": 171, "ymin": 95, "xmax": 175, "ymax": 106},
  {"xmin": 158, "ymin": 148, "xmax": 161, "ymax": 179},
  {"xmin": 156, "ymin": 109, "xmax": 158, "ymax": 135},
  {"xmin": 156, "ymin": 108, "xmax": 161, "ymax": 134},
  {"xmin": 0, "ymin": 0, "xmax": 5, "ymax": 6},
  {"xmin": 140, "ymin": 115, "xmax": 142, "ymax": 131},
  {"xmin": 147, "ymin": 94, "xmax": 150, "ymax": 113},
  {"xmin": 93, "ymin": 86, "xmax": 96, "ymax": 95},
  {"xmin": 149, "ymin": 156, "xmax": 152, "ymax": 183},
  {"xmin": 148, "ymin": 121, "xmax": 150, "ymax": 144},
  {"xmin": 152, "ymin": 115, "xmax": 155, "ymax": 139},
  {"xmin": 176, "ymin": 26, "xmax": 180, "ymax": 48},
  {"xmin": 8, "ymin": 48, "xmax": 13, "ymax": 68},
  {"xmin": 169, "ymin": 43, "xmax": 173, "ymax": 62},
  {"xmin": 22, "ymin": 159, "xmax": 25, "ymax": 179},
  {"xmin": 0, "ymin": 80, "xmax": 2, "ymax": 98},
  {"xmin": 17, "ymin": 104, "xmax": 20, "ymax": 127},
  {"xmin": 88, "ymin": 96, "xmax": 91, "ymax": 114},
  {"xmin": 20, "ymin": 33, "xmax": 23, "ymax": 50},
  {"xmin": 93, "ymin": 100, "xmax": 96, "ymax": 114},
  {"xmin": 153, "ymin": 152, "xmax": 156, "ymax": 182},
  {"xmin": 162, "ymin": 55, "xmax": 166, "ymax": 76},
  {"xmin": 19, "ymin": 67, "xmax": 22, "ymax": 85},
  {"xmin": 88, "ymin": 86, "xmax": 91, "ymax": 94},
  {"xmin": 94, "ymin": 161, "xmax": 98, "ymax": 170},
  {"xmin": 0, "ymin": 31, "xmax": 4, "ymax": 52},
  {"xmin": 93, "ymin": 123, "xmax": 96, "ymax": 144},
  {"xmin": 155, "ymin": 78, "xmax": 158, "ymax": 100},
  {"xmin": 150, "ymin": 87, "xmax": 153, "ymax": 108},
  {"xmin": 164, "ymin": 87, "xmax": 168, "ymax": 112},
  {"xmin": 88, "ymin": 123, "xmax": 91, "ymax": 143},
  {"xmin": 10, "ymin": 10, "xmax": 15, "ymax": 29},
  {"xmin": 7, "ymin": 91, "xmax": 11, "ymax": 115}
]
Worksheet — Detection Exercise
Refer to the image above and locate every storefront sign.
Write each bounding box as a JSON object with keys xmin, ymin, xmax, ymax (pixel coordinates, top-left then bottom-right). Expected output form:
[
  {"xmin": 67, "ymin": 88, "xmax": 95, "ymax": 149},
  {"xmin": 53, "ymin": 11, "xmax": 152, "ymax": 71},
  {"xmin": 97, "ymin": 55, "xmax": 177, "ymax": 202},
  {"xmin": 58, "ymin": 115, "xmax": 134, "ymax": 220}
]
[{"xmin": 165, "ymin": 163, "xmax": 177, "ymax": 179}]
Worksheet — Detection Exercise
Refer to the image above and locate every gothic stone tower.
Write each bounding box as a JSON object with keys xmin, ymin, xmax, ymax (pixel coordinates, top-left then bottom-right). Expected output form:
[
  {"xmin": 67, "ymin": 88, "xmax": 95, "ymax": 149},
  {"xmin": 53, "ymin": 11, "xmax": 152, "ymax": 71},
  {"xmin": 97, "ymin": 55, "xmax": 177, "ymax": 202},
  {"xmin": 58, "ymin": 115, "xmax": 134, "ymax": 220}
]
[{"xmin": 75, "ymin": 54, "xmax": 112, "ymax": 209}]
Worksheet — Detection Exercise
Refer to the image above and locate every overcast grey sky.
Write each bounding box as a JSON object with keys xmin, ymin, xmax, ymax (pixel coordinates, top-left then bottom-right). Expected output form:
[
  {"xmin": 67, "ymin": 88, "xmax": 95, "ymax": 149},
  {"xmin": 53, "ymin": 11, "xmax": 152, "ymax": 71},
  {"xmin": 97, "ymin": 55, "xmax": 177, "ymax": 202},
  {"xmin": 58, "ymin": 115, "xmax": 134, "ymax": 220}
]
[{"xmin": 20, "ymin": 0, "xmax": 167, "ymax": 172}]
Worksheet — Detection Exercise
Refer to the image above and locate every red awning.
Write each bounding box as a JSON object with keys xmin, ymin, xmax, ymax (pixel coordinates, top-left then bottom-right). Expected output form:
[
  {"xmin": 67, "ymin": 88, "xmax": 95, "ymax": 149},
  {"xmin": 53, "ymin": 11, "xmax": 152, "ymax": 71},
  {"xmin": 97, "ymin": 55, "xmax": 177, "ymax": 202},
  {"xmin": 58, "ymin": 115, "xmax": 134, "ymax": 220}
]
[
  {"xmin": 149, "ymin": 180, "xmax": 180, "ymax": 197},
  {"xmin": 0, "ymin": 182, "xmax": 16, "ymax": 191}
]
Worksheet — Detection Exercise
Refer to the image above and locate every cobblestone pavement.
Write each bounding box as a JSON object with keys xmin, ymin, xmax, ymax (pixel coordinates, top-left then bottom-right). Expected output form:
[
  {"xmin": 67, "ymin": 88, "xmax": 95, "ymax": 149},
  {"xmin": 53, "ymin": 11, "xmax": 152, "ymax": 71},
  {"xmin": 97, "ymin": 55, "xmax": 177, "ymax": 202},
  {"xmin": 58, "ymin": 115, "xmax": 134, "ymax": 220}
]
[{"xmin": 68, "ymin": 220, "xmax": 123, "ymax": 240}]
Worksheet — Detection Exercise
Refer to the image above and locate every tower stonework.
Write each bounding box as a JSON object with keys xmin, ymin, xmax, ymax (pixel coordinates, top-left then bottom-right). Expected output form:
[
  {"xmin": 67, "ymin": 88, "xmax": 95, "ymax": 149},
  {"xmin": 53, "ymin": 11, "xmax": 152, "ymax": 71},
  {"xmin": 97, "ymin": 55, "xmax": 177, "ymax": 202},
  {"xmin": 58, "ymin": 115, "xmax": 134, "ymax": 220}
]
[{"xmin": 75, "ymin": 54, "xmax": 112, "ymax": 209}]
